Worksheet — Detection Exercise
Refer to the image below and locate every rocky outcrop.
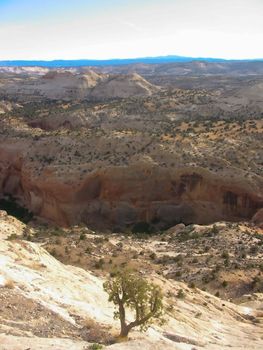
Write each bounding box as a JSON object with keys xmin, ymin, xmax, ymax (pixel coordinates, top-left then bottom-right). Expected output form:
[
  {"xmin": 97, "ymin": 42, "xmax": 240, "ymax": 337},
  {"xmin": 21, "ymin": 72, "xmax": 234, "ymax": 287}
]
[{"xmin": 0, "ymin": 142, "xmax": 262, "ymax": 229}]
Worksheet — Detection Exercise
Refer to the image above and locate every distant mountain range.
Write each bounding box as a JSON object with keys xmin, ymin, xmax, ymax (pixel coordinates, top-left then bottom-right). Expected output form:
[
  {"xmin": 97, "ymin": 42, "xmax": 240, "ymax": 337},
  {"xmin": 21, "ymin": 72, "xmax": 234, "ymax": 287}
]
[{"xmin": 1, "ymin": 55, "xmax": 263, "ymax": 67}]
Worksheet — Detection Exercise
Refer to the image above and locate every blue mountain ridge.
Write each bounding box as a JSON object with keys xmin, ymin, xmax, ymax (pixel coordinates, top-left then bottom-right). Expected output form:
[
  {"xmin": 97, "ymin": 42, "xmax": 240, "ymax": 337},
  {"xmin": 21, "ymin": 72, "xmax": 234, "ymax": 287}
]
[{"xmin": 1, "ymin": 55, "xmax": 262, "ymax": 67}]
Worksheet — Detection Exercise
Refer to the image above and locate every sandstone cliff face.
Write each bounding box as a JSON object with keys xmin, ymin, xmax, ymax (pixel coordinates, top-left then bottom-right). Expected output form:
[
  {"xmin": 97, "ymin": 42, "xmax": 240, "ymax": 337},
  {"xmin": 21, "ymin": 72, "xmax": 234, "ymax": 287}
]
[{"xmin": 0, "ymin": 142, "xmax": 262, "ymax": 229}]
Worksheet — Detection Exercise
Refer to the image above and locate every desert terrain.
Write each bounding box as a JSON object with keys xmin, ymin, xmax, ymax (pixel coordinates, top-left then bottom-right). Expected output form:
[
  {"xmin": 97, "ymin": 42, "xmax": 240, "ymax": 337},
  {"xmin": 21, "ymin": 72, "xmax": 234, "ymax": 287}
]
[{"xmin": 0, "ymin": 61, "xmax": 262, "ymax": 349}]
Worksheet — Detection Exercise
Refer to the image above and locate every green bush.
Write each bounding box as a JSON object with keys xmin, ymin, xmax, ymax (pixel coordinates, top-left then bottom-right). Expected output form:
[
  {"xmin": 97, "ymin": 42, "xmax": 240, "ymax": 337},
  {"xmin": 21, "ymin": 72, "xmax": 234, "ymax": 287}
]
[
  {"xmin": 222, "ymin": 280, "xmax": 228, "ymax": 288},
  {"xmin": 88, "ymin": 344, "xmax": 103, "ymax": 350},
  {"xmin": 177, "ymin": 289, "xmax": 185, "ymax": 299}
]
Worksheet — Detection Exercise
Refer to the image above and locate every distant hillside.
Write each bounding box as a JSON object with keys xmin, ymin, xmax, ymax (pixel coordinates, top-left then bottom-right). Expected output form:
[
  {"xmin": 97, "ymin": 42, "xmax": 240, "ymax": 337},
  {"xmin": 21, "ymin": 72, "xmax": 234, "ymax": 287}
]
[{"xmin": 1, "ymin": 55, "xmax": 262, "ymax": 67}]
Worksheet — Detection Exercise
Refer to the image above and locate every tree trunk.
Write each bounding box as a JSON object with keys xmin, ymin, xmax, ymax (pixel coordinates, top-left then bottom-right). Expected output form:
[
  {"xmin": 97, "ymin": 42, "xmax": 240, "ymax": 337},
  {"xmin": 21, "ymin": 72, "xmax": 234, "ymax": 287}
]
[
  {"xmin": 120, "ymin": 320, "xmax": 139, "ymax": 338},
  {"xmin": 118, "ymin": 299, "xmax": 129, "ymax": 338},
  {"xmin": 120, "ymin": 323, "xmax": 130, "ymax": 338}
]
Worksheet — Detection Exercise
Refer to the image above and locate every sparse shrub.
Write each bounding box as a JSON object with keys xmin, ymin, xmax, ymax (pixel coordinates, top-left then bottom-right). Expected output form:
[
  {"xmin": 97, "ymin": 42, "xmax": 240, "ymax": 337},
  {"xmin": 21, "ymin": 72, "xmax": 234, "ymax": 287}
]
[
  {"xmin": 79, "ymin": 232, "xmax": 87, "ymax": 240},
  {"xmin": 221, "ymin": 250, "xmax": 229, "ymax": 259},
  {"xmin": 224, "ymin": 259, "xmax": 229, "ymax": 267},
  {"xmin": 149, "ymin": 252, "xmax": 157, "ymax": 260},
  {"xmin": 86, "ymin": 247, "xmax": 92, "ymax": 254},
  {"xmin": 189, "ymin": 282, "xmax": 196, "ymax": 289},
  {"xmin": 53, "ymin": 228, "xmax": 66, "ymax": 237},
  {"xmin": 211, "ymin": 224, "xmax": 219, "ymax": 235},
  {"xmin": 175, "ymin": 270, "xmax": 182, "ymax": 277},
  {"xmin": 202, "ymin": 275, "xmax": 210, "ymax": 284},
  {"xmin": 88, "ymin": 344, "xmax": 103, "ymax": 350},
  {"xmin": 7, "ymin": 233, "xmax": 18, "ymax": 241},
  {"xmin": 176, "ymin": 226, "xmax": 201, "ymax": 242},
  {"xmin": 222, "ymin": 280, "xmax": 228, "ymax": 288},
  {"xmin": 94, "ymin": 237, "xmax": 105, "ymax": 245},
  {"xmin": 177, "ymin": 289, "xmax": 185, "ymax": 299},
  {"xmin": 249, "ymin": 245, "xmax": 259, "ymax": 255}
]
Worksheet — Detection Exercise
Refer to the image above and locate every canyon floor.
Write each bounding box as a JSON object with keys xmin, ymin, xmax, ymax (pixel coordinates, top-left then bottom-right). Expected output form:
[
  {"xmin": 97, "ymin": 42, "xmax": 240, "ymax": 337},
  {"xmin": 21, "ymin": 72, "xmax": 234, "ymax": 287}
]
[{"xmin": 0, "ymin": 61, "xmax": 262, "ymax": 349}]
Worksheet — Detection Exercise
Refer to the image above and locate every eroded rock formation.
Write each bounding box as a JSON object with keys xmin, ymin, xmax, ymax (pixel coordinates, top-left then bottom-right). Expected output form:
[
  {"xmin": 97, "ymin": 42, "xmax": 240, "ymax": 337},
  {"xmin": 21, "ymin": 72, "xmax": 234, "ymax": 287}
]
[{"xmin": 0, "ymin": 142, "xmax": 262, "ymax": 230}]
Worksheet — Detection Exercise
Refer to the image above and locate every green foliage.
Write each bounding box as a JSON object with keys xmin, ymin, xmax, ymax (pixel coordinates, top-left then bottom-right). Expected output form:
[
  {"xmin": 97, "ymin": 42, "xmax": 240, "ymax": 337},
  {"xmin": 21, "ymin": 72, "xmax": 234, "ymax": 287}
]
[
  {"xmin": 176, "ymin": 289, "xmax": 185, "ymax": 299},
  {"xmin": 103, "ymin": 269, "xmax": 164, "ymax": 337},
  {"xmin": 79, "ymin": 232, "xmax": 87, "ymax": 240},
  {"xmin": 222, "ymin": 280, "xmax": 228, "ymax": 288},
  {"xmin": 177, "ymin": 226, "xmax": 201, "ymax": 242},
  {"xmin": 88, "ymin": 344, "xmax": 103, "ymax": 350},
  {"xmin": 7, "ymin": 233, "xmax": 18, "ymax": 241}
]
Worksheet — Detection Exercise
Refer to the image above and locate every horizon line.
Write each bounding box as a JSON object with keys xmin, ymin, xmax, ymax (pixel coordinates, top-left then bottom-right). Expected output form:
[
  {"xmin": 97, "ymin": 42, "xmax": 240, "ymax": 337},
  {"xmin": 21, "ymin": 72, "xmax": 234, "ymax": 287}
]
[{"xmin": 1, "ymin": 55, "xmax": 263, "ymax": 68}]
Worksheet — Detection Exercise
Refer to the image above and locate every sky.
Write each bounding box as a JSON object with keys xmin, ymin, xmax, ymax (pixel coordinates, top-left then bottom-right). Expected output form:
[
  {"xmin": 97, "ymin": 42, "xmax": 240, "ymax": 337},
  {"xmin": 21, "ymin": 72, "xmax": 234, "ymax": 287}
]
[{"xmin": 0, "ymin": 0, "xmax": 263, "ymax": 60}]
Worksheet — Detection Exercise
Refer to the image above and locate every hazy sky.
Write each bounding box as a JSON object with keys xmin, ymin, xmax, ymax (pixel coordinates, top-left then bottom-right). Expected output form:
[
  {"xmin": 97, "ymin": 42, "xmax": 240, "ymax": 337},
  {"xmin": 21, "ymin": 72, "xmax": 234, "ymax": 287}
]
[{"xmin": 0, "ymin": 0, "xmax": 262, "ymax": 60}]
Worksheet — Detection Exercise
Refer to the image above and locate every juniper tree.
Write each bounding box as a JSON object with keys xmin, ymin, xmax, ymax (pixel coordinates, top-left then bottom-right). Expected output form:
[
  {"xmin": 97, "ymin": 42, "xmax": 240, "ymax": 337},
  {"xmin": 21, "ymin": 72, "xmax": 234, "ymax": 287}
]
[{"xmin": 103, "ymin": 270, "xmax": 164, "ymax": 338}]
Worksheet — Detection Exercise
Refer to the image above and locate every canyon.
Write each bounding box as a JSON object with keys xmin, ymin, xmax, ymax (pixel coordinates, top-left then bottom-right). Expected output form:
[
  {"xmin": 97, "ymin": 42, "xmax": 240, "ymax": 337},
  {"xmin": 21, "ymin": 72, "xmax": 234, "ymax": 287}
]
[
  {"xmin": 0, "ymin": 141, "xmax": 262, "ymax": 229},
  {"xmin": 0, "ymin": 63, "xmax": 262, "ymax": 229},
  {"xmin": 0, "ymin": 60, "xmax": 263, "ymax": 349}
]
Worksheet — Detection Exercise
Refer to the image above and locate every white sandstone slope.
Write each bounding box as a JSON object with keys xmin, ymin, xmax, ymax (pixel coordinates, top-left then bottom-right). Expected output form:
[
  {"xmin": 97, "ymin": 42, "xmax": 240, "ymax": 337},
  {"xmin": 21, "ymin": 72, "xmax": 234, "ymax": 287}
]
[
  {"xmin": 2, "ymin": 70, "xmax": 159, "ymax": 101},
  {"xmin": 0, "ymin": 211, "xmax": 262, "ymax": 350},
  {"xmin": 90, "ymin": 73, "xmax": 159, "ymax": 99},
  {"xmin": 0, "ymin": 212, "xmax": 114, "ymax": 326}
]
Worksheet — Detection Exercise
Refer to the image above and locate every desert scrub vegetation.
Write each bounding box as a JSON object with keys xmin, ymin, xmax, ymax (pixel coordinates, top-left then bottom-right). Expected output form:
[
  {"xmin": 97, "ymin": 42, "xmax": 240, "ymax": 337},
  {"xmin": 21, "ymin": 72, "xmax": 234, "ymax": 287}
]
[{"xmin": 88, "ymin": 344, "xmax": 103, "ymax": 350}]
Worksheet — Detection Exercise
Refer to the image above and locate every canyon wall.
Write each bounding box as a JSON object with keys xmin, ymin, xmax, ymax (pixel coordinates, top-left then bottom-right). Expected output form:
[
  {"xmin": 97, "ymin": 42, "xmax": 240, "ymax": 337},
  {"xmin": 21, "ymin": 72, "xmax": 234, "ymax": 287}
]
[{"xmin": 0, "ymin": 142, "xmax": 262, "ymax": 230}]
